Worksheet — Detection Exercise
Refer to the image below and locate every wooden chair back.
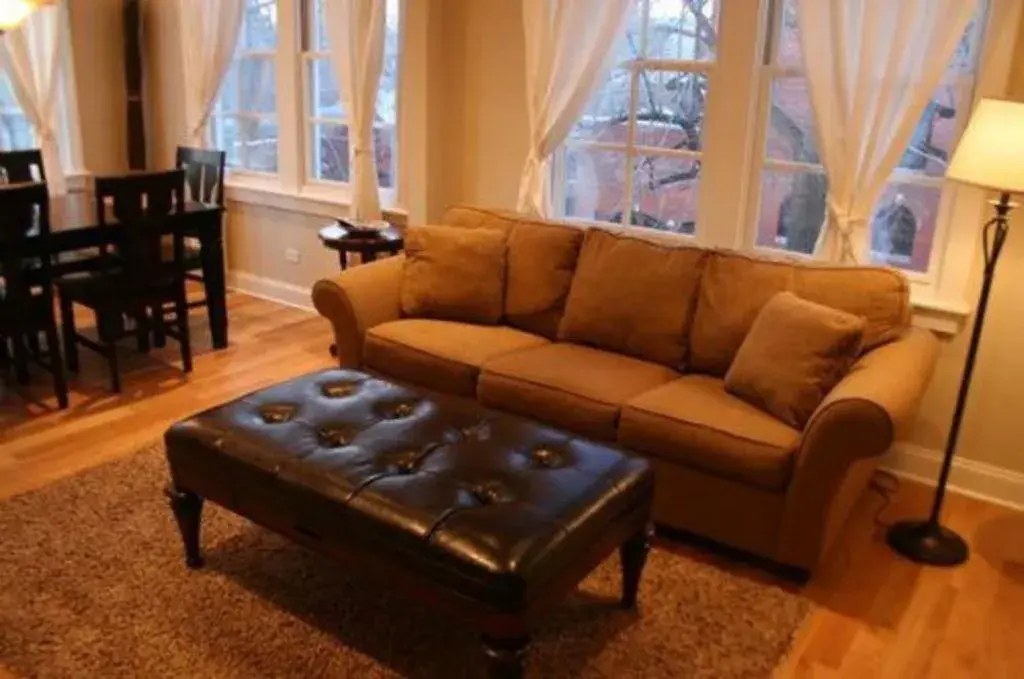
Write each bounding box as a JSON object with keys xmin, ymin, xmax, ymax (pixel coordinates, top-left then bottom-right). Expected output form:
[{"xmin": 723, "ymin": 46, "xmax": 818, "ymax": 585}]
[
  {"xmin": 94, "ymin": 169, "xmax": 187, "ymax": 292},
  {"xmin": 176, "ymin": 147, "xmax": 226, "ymax": 207},
  {"xmin": 0, "ymin": 149, "xmax": 46, "ymax": 184},
  {"xmin": 0, "ymin": 181, "xmax": 53, "ymax": 323}
]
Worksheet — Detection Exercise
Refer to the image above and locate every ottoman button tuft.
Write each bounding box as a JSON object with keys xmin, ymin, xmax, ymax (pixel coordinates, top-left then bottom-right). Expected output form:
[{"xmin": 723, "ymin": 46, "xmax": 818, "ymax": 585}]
[
  {"xmin": 259, "ymin": 404, "xmax": 296, "ymax": 424},
  {"xmin": 321, "ymin": 382, "xmax": 358, "ymax": 398},
  {"xmin": 532, "ymin": 447, "xmax": 560, "ymax": 468},
  {"xmin": 317, "ymin": 425, "xmax": 351, "ymax": 448}
]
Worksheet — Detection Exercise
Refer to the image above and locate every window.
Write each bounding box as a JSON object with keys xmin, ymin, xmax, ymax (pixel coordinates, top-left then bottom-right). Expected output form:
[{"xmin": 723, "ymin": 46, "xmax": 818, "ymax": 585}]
[
  {"xmin": 553, "ymin": 0, "xmax": 1011, "ymax": 316},
  {"xmin": 554, "ymin": 0, "xmax": 719, "ymax": 234},
  {"xmin": 750, "ymin": 0, "xmax": 988, "ymax": 272},
  {"xmin": 0, "ymin": 75, "xmax": 35, "ymax": 152},
  {"xmin": 209, "ymin": 0, "xmax": 402, "ymax": 203},
  {"xmin": 210, "ymin": 0, "xmax": 279, "ymax": 173},
  {"xmin": 303, "ymin": 0, "xmax": 400, "ymax": 187}
]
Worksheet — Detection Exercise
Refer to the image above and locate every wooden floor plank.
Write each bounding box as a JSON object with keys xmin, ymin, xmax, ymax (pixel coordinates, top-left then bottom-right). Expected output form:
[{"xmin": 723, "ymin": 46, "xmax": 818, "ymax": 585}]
[{"xmin": 2, "ymin": 291, "xmax": 1022, "ymax": 677}]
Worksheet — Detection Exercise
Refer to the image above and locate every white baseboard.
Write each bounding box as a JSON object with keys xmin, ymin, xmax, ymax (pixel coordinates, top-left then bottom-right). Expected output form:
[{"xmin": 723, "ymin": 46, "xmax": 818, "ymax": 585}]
[
  {"xmin": 227, "ymin": 270, "xmax": 315, "ymax": 313},
  {"xmin": 883, "ymin": 443, "xmax": 1024, "ymax": 512}
]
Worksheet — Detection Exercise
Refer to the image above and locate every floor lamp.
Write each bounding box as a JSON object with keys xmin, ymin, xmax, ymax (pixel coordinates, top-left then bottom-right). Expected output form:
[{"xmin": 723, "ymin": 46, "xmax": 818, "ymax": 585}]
[{"xmin": 887, "ymin": 98, "xmax": 1024, "ymax": 566}]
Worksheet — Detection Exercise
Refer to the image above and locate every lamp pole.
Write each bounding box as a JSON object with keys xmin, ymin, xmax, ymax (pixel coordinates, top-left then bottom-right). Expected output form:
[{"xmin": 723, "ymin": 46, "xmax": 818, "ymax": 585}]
[{"xmin": 886, "ymin": 193, "xmax": 1013, "ymax": 566}]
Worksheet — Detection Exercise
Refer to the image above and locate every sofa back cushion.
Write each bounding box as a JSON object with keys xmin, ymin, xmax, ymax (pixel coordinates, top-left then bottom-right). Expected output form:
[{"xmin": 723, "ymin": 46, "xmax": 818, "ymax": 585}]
[
  {"xmin": 443, "ymin": 204, "xmax": 584, "ymax": 338},
  {"xmin": 690, "ymin": 251, "xmax": 910, "ymax": 376},
  {"xmin": 558, "ymin": 228, "xmax": 708, "ymax": 369},
  {"xmin": 401, "ymin": 225, "xmax": 507, "ymax": 325}
]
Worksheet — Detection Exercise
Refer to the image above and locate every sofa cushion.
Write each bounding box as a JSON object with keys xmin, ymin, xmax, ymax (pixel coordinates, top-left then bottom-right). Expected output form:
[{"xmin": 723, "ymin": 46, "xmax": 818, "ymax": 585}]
[
  {"xmin": 725, "ymin": 292, "xmax": 865, "ymax": 429},
  {"xmin": 689, "ymin": 252, "xmax": 794, "ymax": 375},
  {"xmin": 364, "ymin": 320, "xmax": 548, "ymax": 397},
  {"xmin": 558, "ymin": 229, "xmax": 707, "ymax": 369},
  {"xmin": 479, "ymin": 343, "xmax": 680, "ymax": 441},
  {"xmin": 401, "ymin": 225, "xmax": 507, "ymax": 325},
  {"xmin": 620, "ymin": 375, "xmax": 800, "ymax": 491},
  {"xmin": 505, "ymin": 221, "xmax": 585, "ymax": 339},
  {"xmin": 792, "ymin": 265, "xmax": 910, "ymax": 350},
  {"xmin": 442, "ymin": 204, "xmax": 521, "ymax": 234},
  {"xmin": 689, "ymin": 250, "xmax": 910, "ymax": 376},
  {"xmin": 442, "ymin": 205, "xmax": 585, "ymax": 339}
]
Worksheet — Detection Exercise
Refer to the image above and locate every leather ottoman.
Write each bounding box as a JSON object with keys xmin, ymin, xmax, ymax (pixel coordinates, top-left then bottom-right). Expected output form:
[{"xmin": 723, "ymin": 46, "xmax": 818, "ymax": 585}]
[{"xmin": 164, "ymin": 369, "xmax": 654, "ymax": 678}]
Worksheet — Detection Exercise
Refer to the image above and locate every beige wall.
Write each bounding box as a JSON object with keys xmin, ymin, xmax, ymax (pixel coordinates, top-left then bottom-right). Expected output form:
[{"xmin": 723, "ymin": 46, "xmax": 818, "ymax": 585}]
[
  {"xmin": 67, "ymin": 0, "xmax": 129, "ymax": 175},
  {"xmin": 144, "ymin": 0, "xmax": 1024, "ymax": 477},
  {"xmin": 140, "ymin": 0, "xmax": 185, "ymax": 170}
]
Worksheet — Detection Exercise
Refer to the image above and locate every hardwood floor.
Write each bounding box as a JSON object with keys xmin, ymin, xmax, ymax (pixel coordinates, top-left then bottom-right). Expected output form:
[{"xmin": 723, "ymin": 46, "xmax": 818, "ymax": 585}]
[{"xmin": 1, "ymin": 290, "xmax": 1022, "ymax": 678}]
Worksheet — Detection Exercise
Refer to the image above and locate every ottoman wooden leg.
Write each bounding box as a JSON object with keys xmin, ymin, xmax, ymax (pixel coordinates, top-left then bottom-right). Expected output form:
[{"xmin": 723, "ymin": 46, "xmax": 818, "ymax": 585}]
[
  {"xmin": 482, "ymin": 634, "xmax": 529, "ymax": 679},
  {"xmin": 166, "ymin": 486, "xmax": 204, "ymax": 569},
  {"xmin": 619, "ymin": 522, "xmax": 654, "ymax": 609}
]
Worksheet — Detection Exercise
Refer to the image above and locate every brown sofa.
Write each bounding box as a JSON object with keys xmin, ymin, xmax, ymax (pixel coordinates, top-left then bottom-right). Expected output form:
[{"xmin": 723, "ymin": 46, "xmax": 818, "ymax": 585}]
[{"xmin": 312, "ymin": 205, "xmax": 939, "ymax": 575}]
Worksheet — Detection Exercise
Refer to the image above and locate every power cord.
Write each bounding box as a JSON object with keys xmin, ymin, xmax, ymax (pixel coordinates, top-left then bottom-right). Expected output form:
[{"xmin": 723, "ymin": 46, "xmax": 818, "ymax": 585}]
[{"xmin": 867, "ymin": 469, "xmax": 901, "ymax": 528}]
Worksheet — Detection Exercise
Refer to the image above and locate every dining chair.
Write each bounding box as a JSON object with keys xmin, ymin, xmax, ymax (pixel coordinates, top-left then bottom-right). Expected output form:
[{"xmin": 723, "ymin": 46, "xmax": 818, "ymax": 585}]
[
  {"xmin": 0, "ymin": 150, "xmax": 48, "ymax": 356},
  {"xmin": 173, "ymin": 146, "xmax": 226, "ymax": 316},
  {"xmin": 56, "ymin": 170, "xmax": 192, "ymax": 393},
  {"xmin": 0, "ymin": 149, "xmax": 46, "ymax": 184},
  {"xmin": 0, "ymin": 181, "xmax": 69, "ymax": 409}
]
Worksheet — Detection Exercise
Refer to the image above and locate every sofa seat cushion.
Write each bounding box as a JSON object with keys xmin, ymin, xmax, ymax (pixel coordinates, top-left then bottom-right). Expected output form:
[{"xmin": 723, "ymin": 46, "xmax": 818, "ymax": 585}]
[
  {"xmin": 620, "ymin": 375, "xmax": 800, "ymax": 491},
  {"xmin": 364, "ymin": 320, "xmax": 549, "ymax": 397},
  {"xmin": 479, "ymin": 343, "xmax": 680, "ymax": 441}
]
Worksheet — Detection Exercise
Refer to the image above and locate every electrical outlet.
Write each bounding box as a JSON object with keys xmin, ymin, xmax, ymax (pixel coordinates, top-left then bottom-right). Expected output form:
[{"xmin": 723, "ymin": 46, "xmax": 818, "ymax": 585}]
[{"xmin": 285, "ymin": 248, "xmax": 301, "ymax": 264}]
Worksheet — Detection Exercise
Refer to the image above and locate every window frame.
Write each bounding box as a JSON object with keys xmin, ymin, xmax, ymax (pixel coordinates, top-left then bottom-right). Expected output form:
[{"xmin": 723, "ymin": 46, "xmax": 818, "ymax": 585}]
[
  {"xmin": 741, "ymin": 0, "xmax": 990, "ymax": 287},
  {"xmin": 550, "ymin": 0, "xmax": 718, "ymax": 241},
  {"xmin": 549, "ymin": 0, "xmax": 1024, "ymax": 333},
  {"xmin": 216, "ymin": 0, "xmax": 405, "ymax": 213}
]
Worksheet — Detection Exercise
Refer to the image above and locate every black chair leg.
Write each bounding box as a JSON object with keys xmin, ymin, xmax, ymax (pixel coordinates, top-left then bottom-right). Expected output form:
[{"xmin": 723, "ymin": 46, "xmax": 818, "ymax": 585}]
[
  {"xmin": 98, "ymin": 312, "xmax": 122, "ymax": 394},
  {"xmin": 135, "ymin": 306, "xmax": 151, "ymax": 354},
  {"xmin": 27, "ymin": 332, "xmax": 41, "ymax": 360},
  {"xmin": 175, "ymin": 289, "xmax": 193, "ymax": 374},
  {"xmin": 152, "ymin": 303, "xmax": 167, "ymax": 349},
  {"xmin": 0, "ymin": 335, "xmax": 9, "ymax": 373},
  {"xmin": 43, "ymin": 321, "xmax": 69, "ymax": 409},
  {"xmin": 59, "ymin": 295, "xmax": 79, "ymax": 374},
  {"xmin": 12, "ymin": 334, "xmax": 30, "ymax": 385}
]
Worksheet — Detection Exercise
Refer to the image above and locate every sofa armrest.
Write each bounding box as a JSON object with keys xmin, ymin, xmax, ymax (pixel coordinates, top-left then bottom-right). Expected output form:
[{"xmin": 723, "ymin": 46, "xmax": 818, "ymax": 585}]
[
  {"xmin": 776, "ymin": 327, "xmax": 940, "ymax": 569},
  {"xmin": 311, "ymin": 255, "xmax": 405, "ymax": 368}
]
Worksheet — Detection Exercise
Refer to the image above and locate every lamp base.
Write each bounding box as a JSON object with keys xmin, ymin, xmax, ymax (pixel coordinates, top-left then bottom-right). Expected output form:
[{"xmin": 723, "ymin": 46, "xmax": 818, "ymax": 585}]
[{"xmin": 886, "ymin": 519, "xmax": 968, "ymax": 566}]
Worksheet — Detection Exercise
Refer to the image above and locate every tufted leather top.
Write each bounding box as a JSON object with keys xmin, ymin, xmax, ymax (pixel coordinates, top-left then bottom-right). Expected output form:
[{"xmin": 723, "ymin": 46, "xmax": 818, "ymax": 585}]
[{"xmin": 165, "ymin": 369, "xmax": 653, "ymax": 611}]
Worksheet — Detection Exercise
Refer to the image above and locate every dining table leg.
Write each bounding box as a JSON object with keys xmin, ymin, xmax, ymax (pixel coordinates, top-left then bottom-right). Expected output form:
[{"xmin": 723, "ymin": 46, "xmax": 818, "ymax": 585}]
[{"xmin": 199, "ymin": 219, "xmax": 229, "ymax": 350}]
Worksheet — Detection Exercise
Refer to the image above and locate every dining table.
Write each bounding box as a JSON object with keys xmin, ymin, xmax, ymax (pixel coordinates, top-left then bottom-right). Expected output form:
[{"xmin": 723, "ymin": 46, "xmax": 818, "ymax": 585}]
[{"xmin": 18, "ymin": 191, "xmax": 229, "ymax": 350}]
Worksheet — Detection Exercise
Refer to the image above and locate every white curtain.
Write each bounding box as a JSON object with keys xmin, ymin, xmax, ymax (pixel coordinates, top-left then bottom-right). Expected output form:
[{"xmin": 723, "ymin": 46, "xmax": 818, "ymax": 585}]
[
  {"xmin": 179, "ymin": 0, "xmax": 245, "ymax": 147},
  {"xmin": 324, "ymin": 0, "xmax": 386, "ymax": 221},
  {"xmin": 0, "ymin": 3, "xmax": 69, "ymax": 194},
  {"xmin": 517, "ymin": 0, "xmax": 633, "ymax": 216},
  {"xmin": 797, "ymin": 0, "xmax": 977, "ymax": 262}
]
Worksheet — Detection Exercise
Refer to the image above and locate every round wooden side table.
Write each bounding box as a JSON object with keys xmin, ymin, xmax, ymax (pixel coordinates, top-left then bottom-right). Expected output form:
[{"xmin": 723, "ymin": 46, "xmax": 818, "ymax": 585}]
[{"xmin": 318, "ymin": 223, "xmax": 404, "ymax": 270}]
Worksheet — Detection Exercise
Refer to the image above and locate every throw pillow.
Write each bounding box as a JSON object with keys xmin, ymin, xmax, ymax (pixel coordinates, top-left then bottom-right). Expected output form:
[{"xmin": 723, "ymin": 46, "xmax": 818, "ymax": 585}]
[
  {"xmin": 400, "ymin": 225, "xmax": 507, "ymax": 325},
  {"xmin": 505, "ymin": 220, "xmax": 585, "ymax": 338},
  {"xmin": 724, "ymin": 291, "xmax": 866, "ymax": 429},
  {"xmin": 558, "ymin": 228, "xmax": 708, "ymax": 369}
]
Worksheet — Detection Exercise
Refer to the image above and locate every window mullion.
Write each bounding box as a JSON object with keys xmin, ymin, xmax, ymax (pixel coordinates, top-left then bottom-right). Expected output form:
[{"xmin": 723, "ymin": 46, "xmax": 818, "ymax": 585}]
[
  {"xmin": 620, "ymin": 0, "xmax": 649, "ymax": 227},
  {"xmin": 276, "ymin": 0, "xmax": 302, "ymax": 191},
  {"xmin": 696, "ymin": 0, "xmax": 766, "ymax": 249}
]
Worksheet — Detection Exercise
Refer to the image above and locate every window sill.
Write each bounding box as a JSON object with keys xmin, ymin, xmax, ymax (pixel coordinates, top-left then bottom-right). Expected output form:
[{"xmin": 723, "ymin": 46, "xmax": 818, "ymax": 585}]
[
  {"xmin": 224, "ymin": 174, "xmax": 406, "ymax": 222},
  {"xmin": 911, "ymin": 293, "xmax": 971, "ymax": 336}
]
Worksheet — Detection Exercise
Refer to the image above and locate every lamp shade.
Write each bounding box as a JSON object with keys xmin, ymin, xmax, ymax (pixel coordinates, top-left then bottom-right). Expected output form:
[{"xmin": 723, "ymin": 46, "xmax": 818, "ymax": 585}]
[
  {"xmin": 0, "ymin": 0, "xmax": 55, "ymax": 31},
  {"xmin": 0, "ymin": 0, "xmax": 34, "ymax": 30},
  {"xmin": 946, "ymin": 98, "xmax": 1024, "ymax": 195}
]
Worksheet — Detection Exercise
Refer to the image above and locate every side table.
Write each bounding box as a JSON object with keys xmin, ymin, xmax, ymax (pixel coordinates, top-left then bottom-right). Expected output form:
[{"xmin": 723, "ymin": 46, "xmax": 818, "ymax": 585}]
[
  {"xmin": 319, "ymin": 223, "xmax": 404, "ymax": 359},
  {"xmin": 318, "ymin": 223, "xmax": 404, "ymax": 270}
]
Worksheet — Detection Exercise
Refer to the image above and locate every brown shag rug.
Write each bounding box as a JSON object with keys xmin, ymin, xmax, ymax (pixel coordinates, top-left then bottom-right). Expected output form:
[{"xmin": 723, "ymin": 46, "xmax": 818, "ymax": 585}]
[{"xmin": 0, "ymin": 444, "xmax": 810, "ymax": 678}]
